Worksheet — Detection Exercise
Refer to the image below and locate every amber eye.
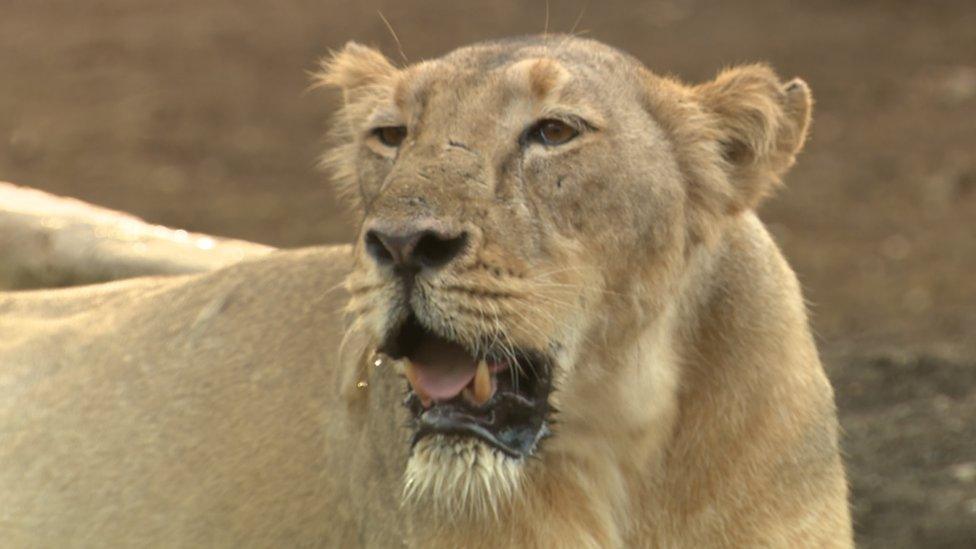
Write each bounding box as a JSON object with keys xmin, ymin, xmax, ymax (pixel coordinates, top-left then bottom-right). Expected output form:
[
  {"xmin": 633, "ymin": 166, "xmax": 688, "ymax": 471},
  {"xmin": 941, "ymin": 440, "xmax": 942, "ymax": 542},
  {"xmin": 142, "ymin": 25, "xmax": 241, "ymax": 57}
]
[
  {"xmin": 527, "ymin": 119, "xmax": 579, "ymax": 146},
  {"xmin": 373, "ymin": 125, "xmax": 407, "ymax": 147}
]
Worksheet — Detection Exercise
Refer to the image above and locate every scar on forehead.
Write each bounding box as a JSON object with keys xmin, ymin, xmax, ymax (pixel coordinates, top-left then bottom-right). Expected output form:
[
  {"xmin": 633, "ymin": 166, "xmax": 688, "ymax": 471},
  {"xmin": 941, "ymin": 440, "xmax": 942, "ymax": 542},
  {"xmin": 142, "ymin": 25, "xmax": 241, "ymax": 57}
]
[{"xmin": 507, "ymin": 57, "xmax": 570, "ymax": 100}]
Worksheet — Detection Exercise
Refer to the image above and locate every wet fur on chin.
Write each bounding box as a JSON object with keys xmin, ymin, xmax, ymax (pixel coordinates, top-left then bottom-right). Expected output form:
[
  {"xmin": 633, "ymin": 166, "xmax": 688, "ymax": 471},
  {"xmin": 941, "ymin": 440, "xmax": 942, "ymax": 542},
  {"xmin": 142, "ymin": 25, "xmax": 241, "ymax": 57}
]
[{"xmin": 402, "ymin": 435, "xmax": 524, "ymax": 521}]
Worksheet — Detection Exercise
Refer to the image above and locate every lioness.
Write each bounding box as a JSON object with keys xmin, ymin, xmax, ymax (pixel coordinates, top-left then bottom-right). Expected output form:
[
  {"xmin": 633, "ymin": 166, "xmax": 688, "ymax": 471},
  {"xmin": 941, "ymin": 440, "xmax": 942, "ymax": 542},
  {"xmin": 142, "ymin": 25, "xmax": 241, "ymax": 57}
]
[{"xmin": 0, "ymin": 36, "xmax": 852, "ymax": 547}]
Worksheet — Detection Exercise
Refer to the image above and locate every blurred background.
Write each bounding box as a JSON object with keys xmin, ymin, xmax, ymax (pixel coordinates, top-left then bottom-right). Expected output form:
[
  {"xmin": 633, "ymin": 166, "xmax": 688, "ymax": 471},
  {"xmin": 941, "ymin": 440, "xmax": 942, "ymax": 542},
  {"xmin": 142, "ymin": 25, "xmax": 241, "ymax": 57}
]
[{"xmin": 1, "ymin": 0, "xmax": 974, "ymax": 546}]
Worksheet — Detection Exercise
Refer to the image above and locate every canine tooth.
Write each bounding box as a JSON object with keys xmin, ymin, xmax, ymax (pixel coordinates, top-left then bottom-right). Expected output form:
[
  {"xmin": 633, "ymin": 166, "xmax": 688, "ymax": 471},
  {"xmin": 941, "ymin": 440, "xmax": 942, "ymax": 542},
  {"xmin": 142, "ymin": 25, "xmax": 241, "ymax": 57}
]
[
  {"xmin": 404, "ymin": 360, "xmax": 432, "ymax": 408},
  {"xmin": 473, "ymin": 359, "xmax": 493, "ymax": 405}
]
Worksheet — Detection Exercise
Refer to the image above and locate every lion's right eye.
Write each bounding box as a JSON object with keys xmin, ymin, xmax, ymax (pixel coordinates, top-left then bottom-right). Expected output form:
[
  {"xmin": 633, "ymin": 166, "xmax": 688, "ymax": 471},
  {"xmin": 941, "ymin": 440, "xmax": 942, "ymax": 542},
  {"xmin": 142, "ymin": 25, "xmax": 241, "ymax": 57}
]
[
  {"xmin": 372, "ymin": 126, "xmax": 407, "ymax": 148},
  {"xmin": 525, "ymin": 119, "xmax": 579, "ymax": 147}
]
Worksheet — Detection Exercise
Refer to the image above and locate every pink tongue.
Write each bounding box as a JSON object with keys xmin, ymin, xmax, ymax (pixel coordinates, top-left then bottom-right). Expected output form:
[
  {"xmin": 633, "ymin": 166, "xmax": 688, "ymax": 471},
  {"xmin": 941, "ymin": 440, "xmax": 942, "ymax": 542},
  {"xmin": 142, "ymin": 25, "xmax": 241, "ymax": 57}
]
[{"xmin": 407, "ymin": 336, "xmax": 477, "ymax": 401}]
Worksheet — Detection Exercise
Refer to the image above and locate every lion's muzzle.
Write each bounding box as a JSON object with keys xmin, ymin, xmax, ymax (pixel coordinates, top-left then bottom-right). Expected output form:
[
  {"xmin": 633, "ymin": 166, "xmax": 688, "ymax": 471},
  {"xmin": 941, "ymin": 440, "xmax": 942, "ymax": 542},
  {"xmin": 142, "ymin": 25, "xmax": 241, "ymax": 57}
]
[
  {"xmin": 364, "ymin": 218, "xmax": 469, "ymax": 274},
  {"xmin": 380, "ymin": 312, "xmax": 553, "ymax": 458}
]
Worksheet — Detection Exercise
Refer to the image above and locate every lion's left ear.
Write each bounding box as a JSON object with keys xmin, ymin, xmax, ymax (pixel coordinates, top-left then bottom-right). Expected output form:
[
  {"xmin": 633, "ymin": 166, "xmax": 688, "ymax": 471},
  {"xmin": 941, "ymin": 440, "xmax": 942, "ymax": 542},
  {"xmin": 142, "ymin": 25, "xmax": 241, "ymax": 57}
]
[
  {"xmin": 314, "ymin": 41, "xmax": 397, "ymax": 102},
  {"xmin": 694, "ymin": 64, "xmax": 812, "ymax": 212}
]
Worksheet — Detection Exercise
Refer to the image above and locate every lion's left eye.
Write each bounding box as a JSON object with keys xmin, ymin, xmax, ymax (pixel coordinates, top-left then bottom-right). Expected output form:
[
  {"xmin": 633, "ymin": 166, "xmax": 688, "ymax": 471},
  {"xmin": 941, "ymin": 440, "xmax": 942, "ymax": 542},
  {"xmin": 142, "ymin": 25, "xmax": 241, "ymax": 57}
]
[
  {"xmin": 526, "ymin": 119, "xmax": 579, "ymax": 147},
  {"xmin": 372, "ymin": 125, "xmax": 407, "ymax": 148}
]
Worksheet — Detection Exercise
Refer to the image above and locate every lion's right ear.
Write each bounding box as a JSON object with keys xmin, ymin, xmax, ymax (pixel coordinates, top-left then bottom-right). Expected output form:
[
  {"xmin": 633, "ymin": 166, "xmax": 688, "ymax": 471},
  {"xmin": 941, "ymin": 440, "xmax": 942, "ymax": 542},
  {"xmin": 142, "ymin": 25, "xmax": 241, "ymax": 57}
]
[
  {"xmin": 314, "ymin": 42, "xmax": 397, "ymax": 99},
  {"xmin": 693, "ymin": 65, "xmax": 813, "ymax": 212},
  {"xmin": 644, "ymin": 65, "xmax": 812, "ymax": 246}
]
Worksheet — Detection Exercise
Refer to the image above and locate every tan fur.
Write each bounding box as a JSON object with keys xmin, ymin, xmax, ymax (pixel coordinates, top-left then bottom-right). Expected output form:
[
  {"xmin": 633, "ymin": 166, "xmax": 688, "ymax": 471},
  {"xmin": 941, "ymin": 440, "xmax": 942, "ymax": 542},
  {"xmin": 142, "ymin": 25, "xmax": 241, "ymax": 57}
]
[
  {"xmin": 0, "ymin": 36, "xmax": 851, "ymax": 547},
  {"xmin": 0, "ymin": 181, "xmax": 272, "ymax": 290}
]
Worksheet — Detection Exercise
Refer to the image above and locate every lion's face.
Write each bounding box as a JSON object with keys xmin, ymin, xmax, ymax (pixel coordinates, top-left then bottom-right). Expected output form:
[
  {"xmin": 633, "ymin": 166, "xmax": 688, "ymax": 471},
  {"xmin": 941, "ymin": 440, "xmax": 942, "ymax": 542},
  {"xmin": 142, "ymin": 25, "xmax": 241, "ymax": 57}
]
[{"xmin": 320, "ymin": 36, "xmax": 811, "ymax": 517}]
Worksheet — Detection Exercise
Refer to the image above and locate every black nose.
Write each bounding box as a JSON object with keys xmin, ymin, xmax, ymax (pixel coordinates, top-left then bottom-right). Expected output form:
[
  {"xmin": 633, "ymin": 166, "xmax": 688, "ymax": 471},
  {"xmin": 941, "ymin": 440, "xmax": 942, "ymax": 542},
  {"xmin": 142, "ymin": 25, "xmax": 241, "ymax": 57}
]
[{"xmin": 365, "ymin": 226, "xmax": 468, "ymax": 271}]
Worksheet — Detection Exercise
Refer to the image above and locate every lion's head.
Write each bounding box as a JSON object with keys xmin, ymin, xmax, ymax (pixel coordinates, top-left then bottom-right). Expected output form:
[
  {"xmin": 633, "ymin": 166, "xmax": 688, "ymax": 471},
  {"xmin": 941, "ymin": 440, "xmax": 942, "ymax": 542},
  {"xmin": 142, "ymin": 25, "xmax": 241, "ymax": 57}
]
[{"xmin": 317, "ymin": 35, "xmax": 811, "ymax": 520}]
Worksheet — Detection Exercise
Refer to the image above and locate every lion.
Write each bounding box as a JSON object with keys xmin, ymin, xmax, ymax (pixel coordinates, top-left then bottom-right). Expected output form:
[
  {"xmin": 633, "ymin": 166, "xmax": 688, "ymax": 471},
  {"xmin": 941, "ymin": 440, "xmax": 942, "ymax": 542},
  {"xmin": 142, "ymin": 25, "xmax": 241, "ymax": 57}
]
[
  {"xmin": 0, "ymin": 182, "xmax": 272, "ymax": 290},
  {"xmin": 0, "ymin": 36, "xmax": 852, "ymax": 547}
]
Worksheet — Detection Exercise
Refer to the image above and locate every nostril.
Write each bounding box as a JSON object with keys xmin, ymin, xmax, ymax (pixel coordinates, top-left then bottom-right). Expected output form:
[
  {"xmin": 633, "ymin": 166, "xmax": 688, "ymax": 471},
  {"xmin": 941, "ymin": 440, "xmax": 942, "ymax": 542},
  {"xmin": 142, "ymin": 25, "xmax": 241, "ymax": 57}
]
[
  {"xmin": 365, "ymin": 230, "xmax": 394, "ymax": 265},
  {"xmin": 414, "ymin": 231, "xmax": 468, "ymax": 269},
  {"xmin": 364, "ymin": 225, "xmax": 467, "ymax": 270}
]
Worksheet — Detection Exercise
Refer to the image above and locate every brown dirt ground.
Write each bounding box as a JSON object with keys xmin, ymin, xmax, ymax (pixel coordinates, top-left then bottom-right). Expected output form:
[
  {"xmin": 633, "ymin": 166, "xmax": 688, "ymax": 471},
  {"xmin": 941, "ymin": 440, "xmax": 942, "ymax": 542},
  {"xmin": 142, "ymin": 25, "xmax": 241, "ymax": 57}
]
[{"xmin": 1, "ymin": 0, "xmax": 974, "ymax": 546}]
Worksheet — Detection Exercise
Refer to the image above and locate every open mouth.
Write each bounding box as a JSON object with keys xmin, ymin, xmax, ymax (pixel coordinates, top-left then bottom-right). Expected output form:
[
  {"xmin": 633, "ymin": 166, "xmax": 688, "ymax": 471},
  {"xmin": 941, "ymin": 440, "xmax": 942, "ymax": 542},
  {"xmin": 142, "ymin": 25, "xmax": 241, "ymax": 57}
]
[{"xmin": 379, "ymin": 313, "xmax": 552, "ymax": 458}]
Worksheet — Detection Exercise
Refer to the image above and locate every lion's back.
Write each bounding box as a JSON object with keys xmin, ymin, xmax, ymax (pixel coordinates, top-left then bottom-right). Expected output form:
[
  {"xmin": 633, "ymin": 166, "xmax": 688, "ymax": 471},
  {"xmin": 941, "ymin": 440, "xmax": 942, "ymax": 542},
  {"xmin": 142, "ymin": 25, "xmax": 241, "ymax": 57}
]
[{"xmin": 0, "ymin": 245, "xmax": 370, "ymax": 546}]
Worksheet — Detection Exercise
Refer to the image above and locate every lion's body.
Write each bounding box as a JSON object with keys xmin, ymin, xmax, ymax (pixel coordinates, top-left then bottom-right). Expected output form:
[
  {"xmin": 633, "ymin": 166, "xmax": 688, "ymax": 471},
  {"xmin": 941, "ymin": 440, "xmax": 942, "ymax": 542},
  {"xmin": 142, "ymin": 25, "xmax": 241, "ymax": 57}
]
[
  {"xmin": 0, "ymin": 217, "xmax": 849, "ymax": 547},
  {"xmin": 0, "ymin": 35, "xmax": 851, "ymax": 547},
  {"xmin": 0, "ymin": 247, "xmax": 356, "ymax": 546}
]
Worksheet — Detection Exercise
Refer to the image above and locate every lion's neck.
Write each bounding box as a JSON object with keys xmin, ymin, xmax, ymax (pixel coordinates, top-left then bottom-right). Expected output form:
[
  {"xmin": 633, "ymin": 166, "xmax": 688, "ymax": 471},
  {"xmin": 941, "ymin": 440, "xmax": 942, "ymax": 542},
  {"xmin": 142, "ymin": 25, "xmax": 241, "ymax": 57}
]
[
  {"xmin": 478, "ymin": 235, "xmax": 723, "ymax": 547},
  {"xmin": 410, "ymin": 279, "xmax": 696, "ymax": 548},
  {"xmin": 399, "ymin": 219, "xmax": 847, "ymax": 548},
  {"xmin": 397, "ymin": 300, "xmax": 687, "ymax": 549}
]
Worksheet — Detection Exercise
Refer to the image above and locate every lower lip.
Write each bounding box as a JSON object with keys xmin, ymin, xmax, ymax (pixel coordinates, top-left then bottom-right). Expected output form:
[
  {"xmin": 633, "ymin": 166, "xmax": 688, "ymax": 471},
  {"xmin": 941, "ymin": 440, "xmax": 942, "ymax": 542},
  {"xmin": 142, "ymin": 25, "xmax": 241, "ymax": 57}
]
[{"xmin": 413, "ymin": 415, "xmax": 525, "ymax": 458}]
